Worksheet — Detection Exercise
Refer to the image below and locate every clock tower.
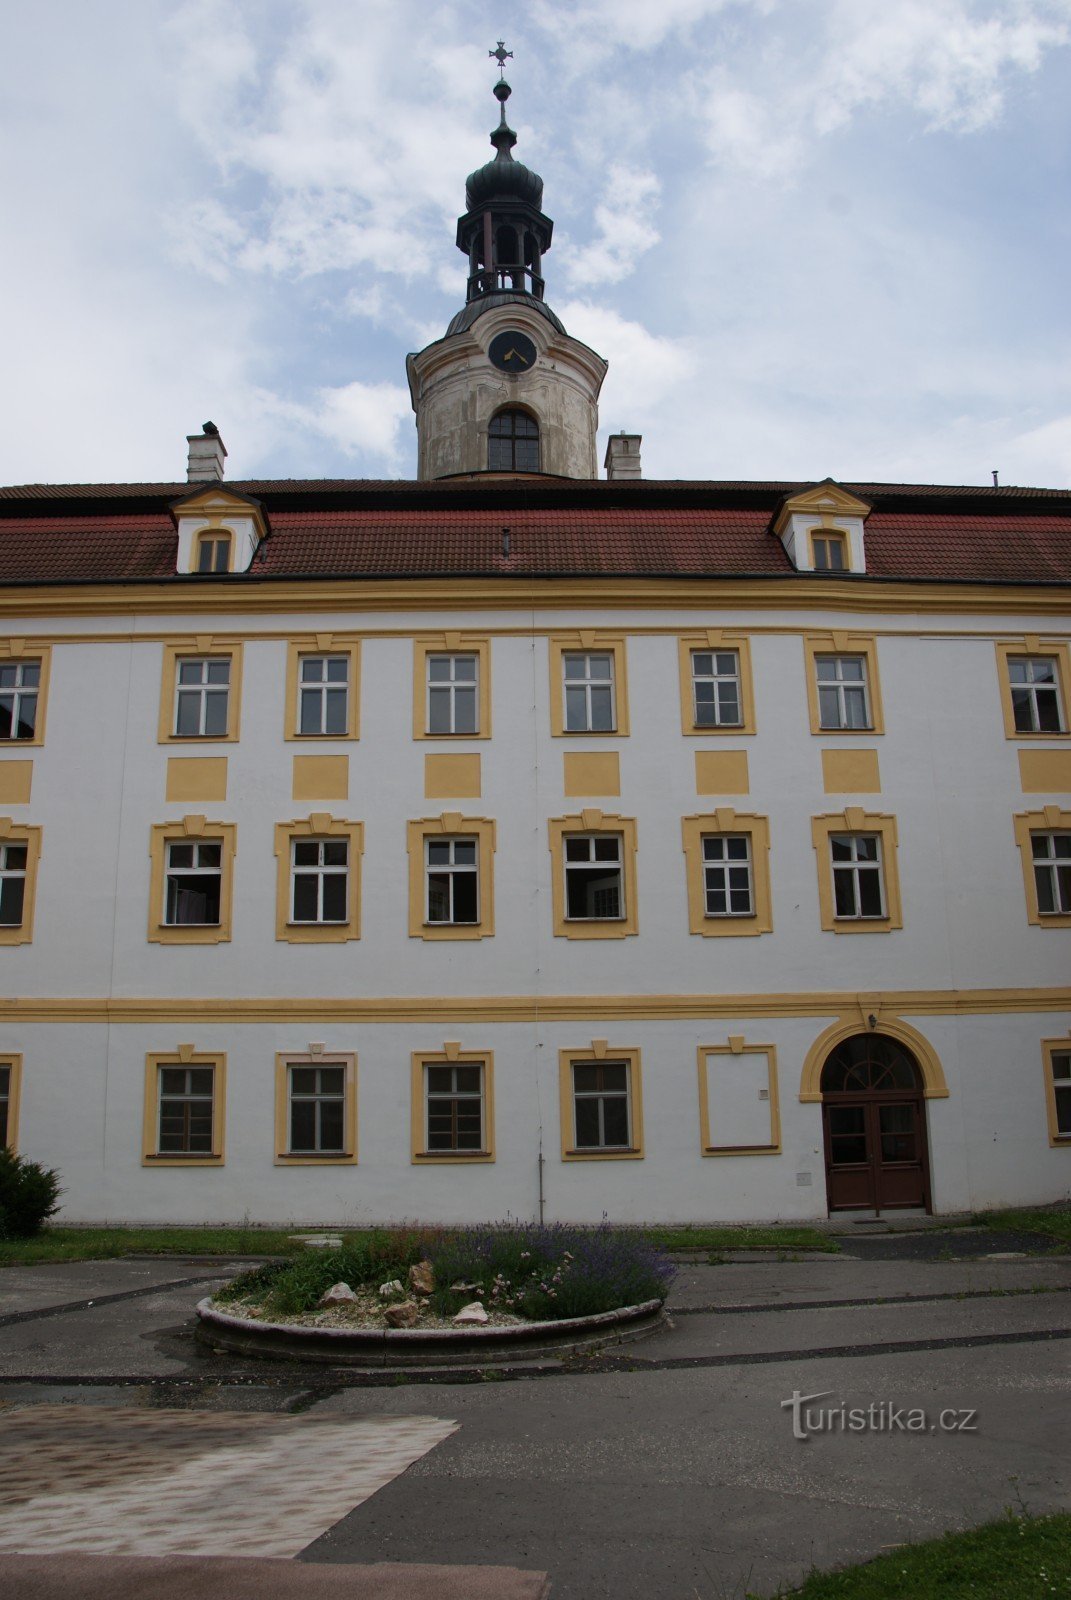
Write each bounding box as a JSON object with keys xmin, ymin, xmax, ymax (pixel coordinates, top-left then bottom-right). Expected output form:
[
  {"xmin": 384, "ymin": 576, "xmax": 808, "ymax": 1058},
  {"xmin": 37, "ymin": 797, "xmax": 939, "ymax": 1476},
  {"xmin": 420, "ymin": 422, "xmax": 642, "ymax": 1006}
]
[{"xmin": 407, "ymin": 48, "xmax": 607, "ymax": 481}]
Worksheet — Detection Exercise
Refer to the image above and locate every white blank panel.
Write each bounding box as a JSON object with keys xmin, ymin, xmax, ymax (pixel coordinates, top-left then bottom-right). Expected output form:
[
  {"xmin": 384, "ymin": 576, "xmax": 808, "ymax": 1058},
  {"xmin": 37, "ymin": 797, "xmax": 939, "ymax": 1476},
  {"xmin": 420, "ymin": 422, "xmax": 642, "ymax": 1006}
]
[{"xmin": 705, "ymin": 1051, "xmax": 773, "ymax": 1148}]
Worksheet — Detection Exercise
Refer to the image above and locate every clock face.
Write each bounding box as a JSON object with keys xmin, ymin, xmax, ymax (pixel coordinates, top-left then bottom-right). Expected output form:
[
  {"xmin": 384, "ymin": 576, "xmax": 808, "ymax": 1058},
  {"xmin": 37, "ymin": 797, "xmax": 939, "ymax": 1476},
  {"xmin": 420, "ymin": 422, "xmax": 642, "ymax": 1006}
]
[{"xmin": 488, "ymin": 330, "xmax": 538, "ymax": 374}]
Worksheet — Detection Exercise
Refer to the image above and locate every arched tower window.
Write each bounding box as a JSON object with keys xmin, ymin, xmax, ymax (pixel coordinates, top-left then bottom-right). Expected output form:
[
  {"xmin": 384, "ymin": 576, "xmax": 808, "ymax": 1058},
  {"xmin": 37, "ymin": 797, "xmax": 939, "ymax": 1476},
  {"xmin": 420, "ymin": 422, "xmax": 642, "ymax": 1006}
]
[{"xmin": 488, "ymin": 409, "xmax": 540, "ymax": 472}]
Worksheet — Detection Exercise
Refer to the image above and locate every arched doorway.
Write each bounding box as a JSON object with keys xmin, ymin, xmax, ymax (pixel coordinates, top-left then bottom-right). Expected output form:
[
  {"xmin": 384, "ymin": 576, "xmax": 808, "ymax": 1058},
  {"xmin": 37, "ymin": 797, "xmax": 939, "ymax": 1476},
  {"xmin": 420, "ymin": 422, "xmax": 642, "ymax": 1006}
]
[{"xmin": 821, "ymin": 1034, "xmax": 932, "ymax": 1213}]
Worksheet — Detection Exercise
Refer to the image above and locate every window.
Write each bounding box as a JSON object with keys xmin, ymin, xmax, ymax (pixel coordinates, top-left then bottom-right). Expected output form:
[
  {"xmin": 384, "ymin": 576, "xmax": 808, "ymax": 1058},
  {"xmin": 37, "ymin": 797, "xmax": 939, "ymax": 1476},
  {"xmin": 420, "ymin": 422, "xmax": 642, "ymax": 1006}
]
[
  {"xmin": 677, "ymin": 632, "xmax": 755, "ymax": 736},
  {"xmin": 196, "ymin": 532, "xmax": 231, "ymax": 574},
  {"xmin": 488, "ymin": 408, "xmax": 539, "ymax": 472},
  {"xmin": 142, "ymin": 1051, "xmax": 225, "ymax": 1165},
  {"xmin": 0, "ymin": 1056, "xmax": 21, "ymax": 1151},
  {"xmin": 995, "ymin": 642, "xmax": 1071, "ymax": 739},
  {"xmin": 804, "ymin": 635, "xmax": 883, "ymax": 736},
  {"xmin": 285, "ymin": 639, "xmax": 360, "ymax": 741},
  {"xmin": 558, "ymin": 1047, "xmax": 643, "ymax": 1160},
  {"xmin": 159, "ymin": 643, "xmax": 242, "ymax": 744},
  {"xmin": 413, "ymin": 637, "xmax": 491, "ymax": 740},
  {"xmin": 811, "ymin": 532, "xmax": 847, "ymax": 571},
  {"xmin": 548, "ymin": 811, "xmax": 638, "ymax": 938},
  {"xmin": 548, "ymin": 635, "xmax": 629, "ymax": 737},
  {"xmin": 812, "ymin": 810, "xmax": 902, "ymax": 933},
  {"xmin": 697, "ymin": 1041, "xmax": 781, "ymax": 1156},
  {"xmin": 273, "ymin": 818, "xmax": 363, "ymax": 943},
  {"xmin": 407, "ymin": 815, "xmax": 496, "ymax": 939},
  {"xmin": 274, "ymin": 1053, "xmax": 357, "ymax": 1163},
  {"xmin": 148, "ymin": 819, "xmax": 236, "ymax": 944},
  {"xmin": 0, "ymin": 823, "xmax": 42, "ymax": 945},
  {"xmin": 0, "ymin": 647, "xmax": 50, "ymax": 746},
  {"xmin": 681, "ymin": 813, "xmax": 772, "ymax": 936},
  {"xmin": 411, "ymin": 1049, "xmax": 495, "ymax": 1162},
  {"xmin": 1013, "ymin": 809, "xmax": 1071, "ymax": 928},
  {"xmin": 1043, "ymin": 1041, "xmax": 1071, "ymax": 1144}
]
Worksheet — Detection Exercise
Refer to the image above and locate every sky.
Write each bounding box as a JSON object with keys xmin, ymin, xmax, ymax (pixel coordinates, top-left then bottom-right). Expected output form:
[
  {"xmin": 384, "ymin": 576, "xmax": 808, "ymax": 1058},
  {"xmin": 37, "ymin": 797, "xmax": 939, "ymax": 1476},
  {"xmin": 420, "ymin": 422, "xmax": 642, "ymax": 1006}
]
[{"xmin": 2, "ymin": 0, "xmax": 1070, "ymax": 488}]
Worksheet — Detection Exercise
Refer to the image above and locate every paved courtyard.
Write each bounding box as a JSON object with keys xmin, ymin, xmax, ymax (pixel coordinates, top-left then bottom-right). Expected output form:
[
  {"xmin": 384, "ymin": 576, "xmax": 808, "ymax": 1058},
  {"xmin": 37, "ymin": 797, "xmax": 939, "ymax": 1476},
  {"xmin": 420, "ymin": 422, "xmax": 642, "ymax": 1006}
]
[{"xmin": 0, "ymin": 1232, "xmax": 1068, "ymax": 1598}]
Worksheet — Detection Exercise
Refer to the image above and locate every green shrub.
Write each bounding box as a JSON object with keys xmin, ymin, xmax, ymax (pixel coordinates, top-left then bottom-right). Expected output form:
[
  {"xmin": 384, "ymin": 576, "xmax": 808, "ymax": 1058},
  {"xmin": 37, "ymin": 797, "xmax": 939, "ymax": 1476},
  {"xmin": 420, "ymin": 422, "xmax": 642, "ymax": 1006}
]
[{"xmin": 0, "ymin": 1149, "xmax": 63, "ymax": 1238}]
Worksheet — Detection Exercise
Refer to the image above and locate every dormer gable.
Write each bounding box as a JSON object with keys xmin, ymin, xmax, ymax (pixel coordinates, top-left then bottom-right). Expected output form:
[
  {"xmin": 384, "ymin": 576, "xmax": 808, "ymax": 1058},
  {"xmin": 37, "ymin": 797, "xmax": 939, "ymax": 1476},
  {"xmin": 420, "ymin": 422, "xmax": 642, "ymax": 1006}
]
[
  {"xmin": 772, "ymin": 480, "xmax": 871, "ymax": 575},
  {"xmin": 169, "ymin": 487, "xmax": 269, "ymax": 576}
]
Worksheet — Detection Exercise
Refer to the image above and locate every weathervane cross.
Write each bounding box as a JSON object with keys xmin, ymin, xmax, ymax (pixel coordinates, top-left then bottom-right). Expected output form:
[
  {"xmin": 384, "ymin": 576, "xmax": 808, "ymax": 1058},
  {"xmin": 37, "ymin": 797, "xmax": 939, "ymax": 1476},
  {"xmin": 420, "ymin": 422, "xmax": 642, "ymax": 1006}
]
[{"xmin": 490, "ymin": 39, "xmax": 513, "ymax": 77}]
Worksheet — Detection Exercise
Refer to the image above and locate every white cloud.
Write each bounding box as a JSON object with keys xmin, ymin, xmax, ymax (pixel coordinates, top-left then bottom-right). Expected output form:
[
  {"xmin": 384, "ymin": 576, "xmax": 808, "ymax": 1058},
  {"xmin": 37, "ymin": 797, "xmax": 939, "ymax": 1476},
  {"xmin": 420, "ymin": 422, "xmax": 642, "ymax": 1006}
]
[
  {"xmin": 561, "ymin": 302, "xmax": 696, "ymax": 430},
  {"xmin": 564, "ymin": 167, "xmax": 661, "ymax": 286},
  {"xmin": 241, "ymin": 381, "xmax": 412, "ymax": 472}
]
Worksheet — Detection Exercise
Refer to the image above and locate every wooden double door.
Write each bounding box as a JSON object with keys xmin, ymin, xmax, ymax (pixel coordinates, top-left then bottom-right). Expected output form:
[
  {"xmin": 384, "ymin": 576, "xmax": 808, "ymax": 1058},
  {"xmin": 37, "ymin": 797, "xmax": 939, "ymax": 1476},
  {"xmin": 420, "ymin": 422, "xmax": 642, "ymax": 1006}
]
[{"xmin": 821, "ymin": 1035, "xmax": 932, "ymax": 1214}]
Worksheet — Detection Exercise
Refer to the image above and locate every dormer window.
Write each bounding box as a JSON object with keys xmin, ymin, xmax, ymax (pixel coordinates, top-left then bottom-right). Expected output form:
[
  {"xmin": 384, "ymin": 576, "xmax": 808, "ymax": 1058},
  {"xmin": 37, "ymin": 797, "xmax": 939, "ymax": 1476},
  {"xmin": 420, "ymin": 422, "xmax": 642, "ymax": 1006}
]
[
  {"xmin": 773, "ymin": 482, "xmax": 870, "ymax": 574},
  {"xmin": 812, "ymin": 532, "xmax": 847, "ymax": 572},
  {"xmin": 488, "ymin": 409, "xmax": 539, "ymax": 472},
  {"xmin": 196, "ymin": 532, "xmax": 232, "ymax": 574}
]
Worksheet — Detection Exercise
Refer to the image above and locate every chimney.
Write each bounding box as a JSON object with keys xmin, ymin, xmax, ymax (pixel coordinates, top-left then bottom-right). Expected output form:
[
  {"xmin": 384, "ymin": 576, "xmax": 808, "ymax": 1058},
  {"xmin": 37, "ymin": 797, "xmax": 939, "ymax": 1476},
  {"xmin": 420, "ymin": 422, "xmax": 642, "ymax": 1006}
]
[
  {"xmin": 604, "ymin": 433, "xmax": 642, "ymax": 481},
  {"xmin": 186, "ymin": 421, "xmax": 227, "ymax": 483}
]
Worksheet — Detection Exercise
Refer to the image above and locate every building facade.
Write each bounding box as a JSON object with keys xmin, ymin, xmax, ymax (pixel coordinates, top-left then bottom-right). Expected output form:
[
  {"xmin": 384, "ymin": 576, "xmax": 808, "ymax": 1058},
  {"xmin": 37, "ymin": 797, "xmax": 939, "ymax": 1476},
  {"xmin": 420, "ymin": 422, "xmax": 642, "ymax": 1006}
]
[{"xmin": 1, "ymin": 73, "xmax": 1069, "ymax": 1226}]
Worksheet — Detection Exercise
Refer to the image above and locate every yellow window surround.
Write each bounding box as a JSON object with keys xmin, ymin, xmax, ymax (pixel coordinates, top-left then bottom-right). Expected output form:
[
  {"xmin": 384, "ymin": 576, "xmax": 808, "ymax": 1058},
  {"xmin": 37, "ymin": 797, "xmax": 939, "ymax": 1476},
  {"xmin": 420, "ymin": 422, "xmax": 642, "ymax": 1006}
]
[
  {"xmin": 0, "ymin": 818, "xmax": 42, "ymax": 946},
  {"xmin": 410, "ymin": 1045, "xmax": 495, "ymax": 1163},
  {"xmin": 284, "ymin": 635, "xmax": 361, "ymax": 742},
  {"xmin": 272, "ymin": 816, "xmax": 364, "ymax": 944},
  {"xmin": 1041, "ymin": 1035, "xmax": 1071, "ymax": 1146},
  {"xmin": 681, "ymin": 811, "xmax": 772, "ymax": 937},
  {"xmin": 406, "ymin": 814, "xmax": 496, "ymax": 940},
  {"xmin": 412, "ymin": 634, "xmax": 492, "ymax": 740},
  {"xmin": 810, "ymin": 809, "xmax": 902, "ymax": 933},
  {"xmin": 677, "ymin": 630, "xmax": 756, "ymax": 737},
  {"xmin": 697, "ymin": 1039, "xmax": 781, "ymax": 1155},
  {"xmin": 798, "ymin": 1012, "xmax": 950, "ymax": 1102},
  {"xmin": 158, "ymin": 639, "xmax": 243, "ymax": 744},
  {"xmin": 147, "ymin": 816, "xmax": 237, "ymax": 945},
  {"xmin": 557, "ymin": 1043, "xmax": 644, "ymax": 1161},
  {"xmin": 547, "ymin": 810, "xmax": 639, "ymax": 939},
  {"xmin": 194, "ymin": 529, "xmax": 233, "ymax": 574},
  {"xmin": 548, "ymin": 632, "xmax": 630, "ymax": 737},
  {"xmin": 803, "ymin": 633, "xmax": 884, "ymax": 736},
  {"xmin": 994, "ymin": 638, "xmax": 1071, "ymax": 741},
  {"xmin": 0, "ymin": 641, "xmax": 51, "ymax": 749},
  {"xmin": 0, "ymin": 1054, "xmax": 23, "ymax": 1152},
  {"xmin": 142, "ymin": 1047, "xmax": 226, "ymax": 1166},
  {"xmin": 274, "ymin": 1050, "xmax": 358, "ymax": 1164},
  {"xmin": 1012, "ymin": 806, "xmax": 1071, "ymax": 928}
]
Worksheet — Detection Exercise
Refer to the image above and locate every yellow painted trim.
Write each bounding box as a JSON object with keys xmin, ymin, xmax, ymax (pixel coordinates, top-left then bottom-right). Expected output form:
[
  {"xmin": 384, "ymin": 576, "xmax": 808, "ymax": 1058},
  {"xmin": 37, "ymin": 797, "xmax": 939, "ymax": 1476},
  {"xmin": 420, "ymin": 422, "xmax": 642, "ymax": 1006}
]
[
  {"xmin": 677, "ymin": 632, "xmax": 756, "ymax": 736},
  {"xmin": 822, "ymin": 748, "xmax": 881, "ymax": 794},
  {"xmin": 0, "ymin": 819, "xmax": 42, "ymax": 945},
  {"xmin": 1041, "ymin": 1035, "xmax": 1071, "ymax": 1146},
  {"xmin": 1013, "ymin": 807, "xmax": 1071, "ymax": 928},
  {"xmin": 283, "ymin": 636, "xmax": 360, "ymax": 742},
  {"xmin": 1019, "ymin": 749, "xmax": 1071, "ymax": 793},
  {"xmin": 273, "ymin": 1051, "xmax": 358, "ymax": 1164},
  {"xmin": 0, "ymin": 761, "xmax": 33, "ymax": 805},
  {"xmin": 808, "ymin": 528, "xmax": 850, "ymax": 573},
  {"xmin": 697, "ymin": 1041, "xmax": 781, "ymax": 1155},
  {"xmin": 803, "ymin": 633, "xmax": 884, "ymax": 736},
  {"xmin": 272, "ymin": 817, "xmax": 365, "ymax": 943},
  {"xmin": 292, "ymin": 754, "xmax": 349, "ymax": 801},
  {"xmin": 799, "ymin": 1014, "xmax": 950, "ymax": 1102},
  {"xmin": 410, "ymin": 1048, "xmax": 495, "ymax": 1163},
  {"xmin": 773, "ymin": 483, "xmax": 871, "ymax": 538},
  {"xmin": 165, "ymin": 757, "xmax": 228, "ymax": 803},
  {"xmin": 0, "ymin": 642, "xmax": 51, "ymax": 748},
  {"xmin": 194, "ymin": 530, "xmax": 234, "ymax": 574},
  {"xmin": 406, "ymin": 814, "xmax": 496, "ymax": 940},
  {"xmin": 0, "ymin": 1053, "xmax": 23, "ymax": 1152},
  {"xmin": 412, "ymin": 635, "xmax": 491, "ymax": 740},
  {"xmin": 425, "ymin": 753, "xmax": 482, "ymax": 799},
  {"xmin": 142, "ymin": 1049, "xmax": 226, "ymax": 1166},
  {"xmin": 147, "ymin": 817, "xmax": 236, "ymax": 945},
  {"xmin": 0, "ymin": 987, "xmax": 1067, "ymax": 1025},
  {"xmin": 994, "ymin": 640, "xmax": 1071, "ymax": 740},
  {"xmin": 548, "ymin": 811, "xmax": 639, "ymax": 939},
  {"xmin": 694, "ymin": 750, "xmax": 750, "ymax": 796},
  {"xmin": 563, "ymin": 751, "xmax": 620, "ymax": 797},
  {"xmin": 681, "ymin": 812, "xmax": 772, "ymax": 937},
  {"xmin": 558, "ymin": 1046, "xmax": 644, "ymax": 1160},
  {"xmin": 548, "ymin": 634, "xmax": 630, "ymax": 737},
  {"xmin": 157, "ymin": 640, "xmax": 243, "ymax": 744},
  {"xmin": 811, "ymin": 810, "xmax": 902, "ymax": 933}
]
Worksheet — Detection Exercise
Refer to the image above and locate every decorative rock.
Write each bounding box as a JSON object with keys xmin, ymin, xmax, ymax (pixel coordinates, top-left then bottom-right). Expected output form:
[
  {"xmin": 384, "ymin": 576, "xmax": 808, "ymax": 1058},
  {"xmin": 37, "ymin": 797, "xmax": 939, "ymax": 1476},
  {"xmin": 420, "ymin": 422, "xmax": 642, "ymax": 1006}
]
[
  {"xmin": 318, "ymin": 1282, "xmax": 357, "ymax": 1307},
  {"xmin": 409, "ymin": 1260, "xmax": 435, "ymax": 1297},
  {"xmin": 384, "ymin": 1299, "xmax": 421, "ymax": 1328},
  {"xmin": 378, "ymin": 1279, "xmax": 405, "ymax": 1299},
  {"xmin": 452, "ymin": 1301, "xmax": 489, "ymax": 1325}
]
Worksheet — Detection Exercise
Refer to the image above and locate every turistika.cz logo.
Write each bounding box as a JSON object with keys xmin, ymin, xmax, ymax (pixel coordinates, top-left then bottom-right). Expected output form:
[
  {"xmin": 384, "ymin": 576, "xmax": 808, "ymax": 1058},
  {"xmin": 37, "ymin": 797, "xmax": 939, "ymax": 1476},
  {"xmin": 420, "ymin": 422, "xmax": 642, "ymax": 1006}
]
[{"xmin": 781, "ymin": 1390, "xmax": 978, "ymax": 1441}]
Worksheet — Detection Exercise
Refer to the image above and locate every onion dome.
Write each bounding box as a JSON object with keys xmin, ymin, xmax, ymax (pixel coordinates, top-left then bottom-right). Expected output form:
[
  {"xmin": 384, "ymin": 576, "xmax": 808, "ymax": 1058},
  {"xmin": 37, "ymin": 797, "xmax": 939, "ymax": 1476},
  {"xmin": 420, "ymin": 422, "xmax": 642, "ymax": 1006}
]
[{"xmin": 465, "ymin": 81, "xmax": 544, "ymax": 210}]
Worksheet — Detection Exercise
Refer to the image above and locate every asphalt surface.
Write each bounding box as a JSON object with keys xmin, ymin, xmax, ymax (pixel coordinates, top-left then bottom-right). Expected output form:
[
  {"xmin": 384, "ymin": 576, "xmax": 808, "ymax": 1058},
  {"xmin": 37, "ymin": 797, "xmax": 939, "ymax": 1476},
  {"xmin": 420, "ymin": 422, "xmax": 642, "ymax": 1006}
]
[{"xmin": 0, "ymin": 1231, "xmax": 1068, "ymax": 1599}]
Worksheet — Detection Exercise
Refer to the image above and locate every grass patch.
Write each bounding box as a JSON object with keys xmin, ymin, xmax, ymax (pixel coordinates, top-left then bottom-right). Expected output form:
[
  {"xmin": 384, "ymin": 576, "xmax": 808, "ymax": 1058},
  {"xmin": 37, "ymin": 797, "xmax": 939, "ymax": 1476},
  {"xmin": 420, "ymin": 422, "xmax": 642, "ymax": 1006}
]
[
  {"xmin": 973, "ymin": 1204, "xmax": 1071, "ymax": 1249},
  {"xmin": 762, "ymin": 1512, "xmax": 1071, "ymax": 1598},
  {"xmin": 0, "ymin": 1225, "xmax": 312, "ymax": 1267},
  {"xmin": 644, "ymin": 1226, "xmax": 839, "ymax": 1253}
]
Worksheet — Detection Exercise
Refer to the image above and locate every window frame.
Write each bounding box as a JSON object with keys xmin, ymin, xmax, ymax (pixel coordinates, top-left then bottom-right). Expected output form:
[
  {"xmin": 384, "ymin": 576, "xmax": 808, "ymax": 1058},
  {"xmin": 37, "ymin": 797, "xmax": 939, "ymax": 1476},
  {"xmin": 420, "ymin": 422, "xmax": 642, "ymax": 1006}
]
[
  {"xmin": 811, "ymin": 809, "xmax": 902, "ymax": 933},
  {"xmin": 548, "ymin": 810, "xmax": 639, "ymax": 939},
  {"xmin": 284, "ymin": 636, "xmax": 361, "ymax": 742},
  {"xmin": 994, "ymin": 641, "xmax": 1071, "ymax": 740},
  {"xmin": 487, "ymin": 407, "xmax": 540, "ymax": 472},
  {"xmin": 406, "ymin": 814, "xmax": 496, "ymax": 940},
  {"xmin": 681, "ymin": 811, "xmax": 772, "ymax": 936},
  {"xmin": 142, "ymin": 1050, "xmax": 226, "ymax": 1166},
  {"xmin": 548, "ymin": 635, "xmax": 629, "ymax": 738},
  {"xmin": 0, "ymin": 1054, "xmax": 23, "ymax": 1152},
  {"xmin": 677, "ymin": 632, "xmax": 756, "ymax": 737},
  {"xmin": 195, "ymin": 531, "xmax": 233, "ymax": 574},
  {"xmin": 274, "ymin": 1052, "xmax": 358, "ymax": 1165},
  {"xmin": 159, "ymin": 641, "xmax": 242, "ymax": 744},
  {"xmin": 1013, "ymin": 808, "xmax": 1071, "ymax": 928},
  {"xmin": 803, "ymin": 634, "xmax": 884, "ymax": 736},
  {"xmin": 1042, "ymin": 1038, "xmax": 1071, "ymax": 1146},
  {"xmin": 273, "ymin": 816, "xmax": 364, "ymax": 943},
  {"xmin": 558, "ymin": 1046, "xmax": 644, "ymax": 1161},
  {"xmin": 412, "ymin": 636, "xmax": 491, "ymax": 741},
  {"xmin": 697, "ymin": 1041, "xmax": 781, "ymax": 1156},
  {"xmin": 809, "ymin": 529, "xmax": 849, "ymax": 572},
  {"xmin": 0, "ymin": 820, "xmax": 42, "ymax": 946},
  {"xmin": 148, "ymin": 817, "xmax": 236, "ymax": 944},
  {"xmin": 410, "ymin": 1048, "xmax": 495, "ymax": 1163},
  {"xmin": 0, "ymin": 644, "xmax": 51, "ymax": 748}
]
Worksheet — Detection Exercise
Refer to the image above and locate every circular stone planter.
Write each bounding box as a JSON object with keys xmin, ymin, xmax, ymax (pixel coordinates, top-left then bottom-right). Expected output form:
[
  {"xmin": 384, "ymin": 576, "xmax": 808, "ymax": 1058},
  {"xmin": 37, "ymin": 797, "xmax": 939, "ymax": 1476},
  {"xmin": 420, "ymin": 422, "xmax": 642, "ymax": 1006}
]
[{"xmin": 195, "ymin": 1296, "xmax": 666, "ymax": 1368}]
